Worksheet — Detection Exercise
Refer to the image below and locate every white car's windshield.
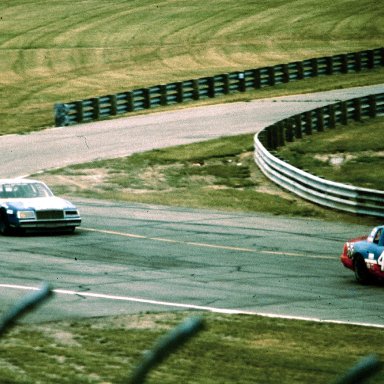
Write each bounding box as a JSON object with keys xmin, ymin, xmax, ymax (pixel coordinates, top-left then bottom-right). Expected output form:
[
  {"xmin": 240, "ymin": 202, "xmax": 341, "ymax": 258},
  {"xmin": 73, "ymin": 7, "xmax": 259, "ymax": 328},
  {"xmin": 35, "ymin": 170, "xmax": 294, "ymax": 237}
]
[{"xmin": 0, "ymin": 182, "xmax": 53, "ymax": 198}]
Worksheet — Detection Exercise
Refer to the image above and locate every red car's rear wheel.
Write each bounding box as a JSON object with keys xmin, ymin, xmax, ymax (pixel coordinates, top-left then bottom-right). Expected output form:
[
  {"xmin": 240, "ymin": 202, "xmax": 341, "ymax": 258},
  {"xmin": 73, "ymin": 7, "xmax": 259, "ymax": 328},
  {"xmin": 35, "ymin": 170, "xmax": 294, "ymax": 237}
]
[{"xmin": 353, "ymin": 255, "xmax": 371, "ymax": 284}]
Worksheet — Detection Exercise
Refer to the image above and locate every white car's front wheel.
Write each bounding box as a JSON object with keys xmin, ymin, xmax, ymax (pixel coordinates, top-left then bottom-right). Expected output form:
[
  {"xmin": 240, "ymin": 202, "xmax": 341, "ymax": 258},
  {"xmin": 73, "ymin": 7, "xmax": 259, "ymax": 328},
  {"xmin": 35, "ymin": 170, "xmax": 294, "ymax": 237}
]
[{"xmin": 0, "ymin": 211, "xmax": 11, "ymax": 236}]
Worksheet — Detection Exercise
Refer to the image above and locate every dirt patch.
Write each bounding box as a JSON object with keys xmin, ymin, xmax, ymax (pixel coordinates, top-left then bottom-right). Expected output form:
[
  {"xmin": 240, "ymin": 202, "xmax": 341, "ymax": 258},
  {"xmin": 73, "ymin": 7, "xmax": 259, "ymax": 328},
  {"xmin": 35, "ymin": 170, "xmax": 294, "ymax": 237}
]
[
  {"xmin": 37, "ymin": 150, "xmax": 295, "ymax": 201},
  {"xmin": 33, "ymin": 324, "xmax": 81, "ymax": 347},
  {"xmin": 87, "ymin": 313, "xmax": 179, "ymax": 331},
  {"xmin": 314, "ymin": 153, "xmax": 356, "ymax": 167},
  {"xmin": 41, "ymin": 169, "xmax": 110, "ymax": 192}
]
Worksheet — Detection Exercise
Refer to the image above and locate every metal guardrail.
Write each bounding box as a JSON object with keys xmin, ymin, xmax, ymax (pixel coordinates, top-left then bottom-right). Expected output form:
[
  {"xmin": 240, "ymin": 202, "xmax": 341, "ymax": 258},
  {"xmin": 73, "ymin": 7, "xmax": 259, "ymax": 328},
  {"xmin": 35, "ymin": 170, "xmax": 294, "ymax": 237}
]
[
  {"xmin": 54, "ymin": 47, "xmax": 384, "ymax": 126},
  {"xmin": 254, "ymin": 93, "xmax": 384, "ymax": 218}
]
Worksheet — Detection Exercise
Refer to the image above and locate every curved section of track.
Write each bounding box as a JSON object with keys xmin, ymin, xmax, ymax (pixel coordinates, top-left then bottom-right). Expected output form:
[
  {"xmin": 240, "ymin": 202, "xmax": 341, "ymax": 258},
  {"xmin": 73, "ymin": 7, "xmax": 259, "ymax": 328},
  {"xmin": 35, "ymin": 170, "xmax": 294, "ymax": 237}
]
[
  {"xmin": 0, "ymin": 85, "xmax": 383, "ymax": 326},
  {"xmin": 0, "ymin": 84, "xmax": 383, "ymax": 178}
]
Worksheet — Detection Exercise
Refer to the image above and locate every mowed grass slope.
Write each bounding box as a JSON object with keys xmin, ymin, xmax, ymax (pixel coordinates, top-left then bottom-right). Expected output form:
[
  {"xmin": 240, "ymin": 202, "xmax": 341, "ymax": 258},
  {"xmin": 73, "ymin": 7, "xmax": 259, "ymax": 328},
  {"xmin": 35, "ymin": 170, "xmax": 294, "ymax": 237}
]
[{"xmin": 0, "ymin": 0, "xmax": 383, "ymax": 134}]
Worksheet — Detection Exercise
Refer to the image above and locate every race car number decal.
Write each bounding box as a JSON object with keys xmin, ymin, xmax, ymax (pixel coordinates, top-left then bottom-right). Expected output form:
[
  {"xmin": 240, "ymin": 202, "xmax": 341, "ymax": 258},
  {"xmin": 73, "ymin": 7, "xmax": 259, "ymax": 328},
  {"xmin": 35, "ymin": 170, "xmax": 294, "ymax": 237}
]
[{"xmin": 378, "ymin": 251, "xmax": 384, "ymax": 272}]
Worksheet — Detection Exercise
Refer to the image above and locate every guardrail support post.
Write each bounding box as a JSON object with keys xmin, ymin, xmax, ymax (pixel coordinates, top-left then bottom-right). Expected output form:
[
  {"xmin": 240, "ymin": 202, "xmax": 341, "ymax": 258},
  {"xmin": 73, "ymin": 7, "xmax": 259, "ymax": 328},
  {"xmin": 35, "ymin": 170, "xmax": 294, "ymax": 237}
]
[
  {"xmin": 296, "ymin": 62, "xmax": 304, "ymax": 80},
  {"xmin": 110, "ymin": 95, "xmax": 117, "ymax": 116},
  {"xmin": 126, "ymin": 91, "xmax": 134, "ymax": 112},
  {"xmin": 91, "ymin": 98, "xmax": 100, "ymax": 120},
  {"xmin": 305, "ymin": 111, "xmax": 312, "ymax": 135},
  {"xmin": 340, "ymin": 54, "xmax": 348, "ymax": 73},
  {"xmin": 238, "ymin": 72, "xmax": 246, "ymax": 92},
  {"xmin": 316, "ymin": 108, "xmax": 324, "ymax": 132},
  {"xmin": 267, "ymin": 125, "xmax": 278, "ymax": 150},
  {"xmin": 380, "ymin": 47, "xmax": 384, "ymax": 66},
  {"xmin": 368, "ymin": 95, "xmax": 377, "ymax": 118},
  {"xmin": 160, "ymin": 85, "xmax": 167, "ymax": 106},
  {"xmin": 208, "ymin": 77, "xmax": 215, "ymax": 98},
  {"xmin": 294, "ymin": 114, "xmax": 303, "ymax": 139},
  {"xmin": 326, "ymin": 56, "xmax": 333, "ymax": 75},
  {"xmin": 223, "ymin": 74, "xmax": 230, "ymax": 94},
  {"xmin": 285, "ymin": 119, "xmax": 294, "ymax": 142},
  {"xmin": 143, "ymin": 88, "xmax": 151, "ymax": 109},
  {"xmin": 327, "ymin": 104, "xmax": 336, "ymax": 129},
  {"xmin": 176, "ymin": 82, "xmax": 183, "ymax": 103},
  {"xmin": 76, "ymin": 101, "xmax": 84, "ymax": 123},
  {"xmin": 252, "ymin": 69, "xmax": 261, "ymax": 89},
  {"xmin": 277, "ymin": 121, "xmax": 285, "ymax": 147},
  {"xmin": 339, "ymin": 101, "xmax": 348, "ymax": 125},
  {"xmin": 354, "ymin": 52, "xmax": 362, "ymax": 72},
  {"xmin": 353, "ymin": 98, "xmax": 362, "ymax": 121},
  {"xmin": 311, "ymin": 58, "xmax": 318, "ymax": 77},
  {"xmin": 192, "ymin": 79, "xmax": 199, "ymax": 100},
  {"xmin": 367, "ymin": 49, "xmax": 374, "ymax": 69},
  {"xmin": 268, "ymin": 67, "xmax": 275, "ymax": 86},
  {"xmin": 282, "ymin": 64, "xmax": 289, "ymax": 83}
]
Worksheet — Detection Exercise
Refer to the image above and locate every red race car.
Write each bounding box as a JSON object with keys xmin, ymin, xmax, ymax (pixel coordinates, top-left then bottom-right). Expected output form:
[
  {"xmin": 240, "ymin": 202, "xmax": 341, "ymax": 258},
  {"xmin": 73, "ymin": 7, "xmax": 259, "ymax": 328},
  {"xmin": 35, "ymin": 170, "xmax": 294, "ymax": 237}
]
[{"xmin": 340, "ymin": 225, "xmax": 384, "ymax": 284}]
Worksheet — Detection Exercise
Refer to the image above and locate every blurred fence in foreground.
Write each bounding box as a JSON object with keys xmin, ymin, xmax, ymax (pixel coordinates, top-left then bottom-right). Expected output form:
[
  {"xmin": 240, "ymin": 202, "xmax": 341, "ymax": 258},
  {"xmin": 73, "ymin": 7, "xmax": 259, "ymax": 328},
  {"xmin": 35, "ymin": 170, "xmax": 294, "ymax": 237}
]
[{"xmin": 0, "ymin": 284, "xmax": 382, "ymax": 383}]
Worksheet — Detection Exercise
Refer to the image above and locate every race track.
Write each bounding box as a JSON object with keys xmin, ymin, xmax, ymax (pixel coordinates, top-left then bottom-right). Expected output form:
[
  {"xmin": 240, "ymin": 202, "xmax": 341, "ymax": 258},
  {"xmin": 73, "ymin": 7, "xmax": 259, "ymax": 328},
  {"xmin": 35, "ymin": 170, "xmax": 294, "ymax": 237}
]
[
  {"xmin": 0, "ymin": 199, "xmax": 381, "ymax": 326},
  {"xmin": 1, "ymin": 85, "xmax": 383, "ymax": 327}
]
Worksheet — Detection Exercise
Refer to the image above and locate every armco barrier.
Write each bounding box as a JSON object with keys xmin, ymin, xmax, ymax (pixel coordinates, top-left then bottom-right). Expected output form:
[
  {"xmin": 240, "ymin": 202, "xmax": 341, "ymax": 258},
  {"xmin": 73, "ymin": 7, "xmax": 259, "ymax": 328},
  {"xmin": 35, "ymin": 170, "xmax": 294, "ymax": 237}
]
[
  {"xmin": 254, "ymin": 93, "xmax": 384, "ymax": 218},
  {"xmin": 54, "ymin": 47, "xmax": 384, "ymax": 126}
]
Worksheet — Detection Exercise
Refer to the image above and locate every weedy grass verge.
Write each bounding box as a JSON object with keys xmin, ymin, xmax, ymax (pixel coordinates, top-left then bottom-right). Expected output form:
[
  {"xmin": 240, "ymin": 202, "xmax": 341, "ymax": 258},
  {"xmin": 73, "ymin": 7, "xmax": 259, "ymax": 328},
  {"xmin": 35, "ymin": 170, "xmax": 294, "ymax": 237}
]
[
  {"xmin": 1, "ymin": 312, "xmax": 383, "ymax": 384},
  {"xmin": 37, "ymin": 131, "xmax": 381, "ymax": 226}
]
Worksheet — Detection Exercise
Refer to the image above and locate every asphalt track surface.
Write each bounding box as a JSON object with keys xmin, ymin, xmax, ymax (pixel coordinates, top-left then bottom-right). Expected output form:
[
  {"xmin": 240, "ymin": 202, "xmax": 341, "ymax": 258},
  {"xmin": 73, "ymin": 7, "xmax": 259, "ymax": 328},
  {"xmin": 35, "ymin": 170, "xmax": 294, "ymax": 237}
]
[{"xmin": 1, "ymin": 84, "xmax": 384, "ymax": 327}]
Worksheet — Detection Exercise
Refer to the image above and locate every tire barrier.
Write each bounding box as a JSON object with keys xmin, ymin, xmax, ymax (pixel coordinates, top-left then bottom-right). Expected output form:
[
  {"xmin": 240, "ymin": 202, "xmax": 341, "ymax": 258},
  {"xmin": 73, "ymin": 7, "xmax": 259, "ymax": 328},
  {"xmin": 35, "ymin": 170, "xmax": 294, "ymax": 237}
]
[{"xmin": 254, "ymin": 93, "xmax": 384, "ymax": 218}]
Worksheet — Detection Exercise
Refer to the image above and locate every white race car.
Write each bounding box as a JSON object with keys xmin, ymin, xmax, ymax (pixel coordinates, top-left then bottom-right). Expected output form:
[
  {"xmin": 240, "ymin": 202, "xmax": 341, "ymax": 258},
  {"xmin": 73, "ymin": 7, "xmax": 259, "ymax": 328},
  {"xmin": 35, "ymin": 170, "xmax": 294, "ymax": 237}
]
[{"xmin": 0, "ymin": 178, "xmax": 81, "ymax": 235}]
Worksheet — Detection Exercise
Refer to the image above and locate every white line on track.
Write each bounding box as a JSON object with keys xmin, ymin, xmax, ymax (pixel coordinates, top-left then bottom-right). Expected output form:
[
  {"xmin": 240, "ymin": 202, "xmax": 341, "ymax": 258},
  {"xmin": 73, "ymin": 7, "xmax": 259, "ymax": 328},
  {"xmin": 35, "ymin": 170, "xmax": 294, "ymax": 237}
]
[
  {"xmin": 1, "ymin": 283, "xmax": 383, "ymax": 329},
  {"xmin": 80, "ymin": 227, "xmax": 334, "ymax": 260}
]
